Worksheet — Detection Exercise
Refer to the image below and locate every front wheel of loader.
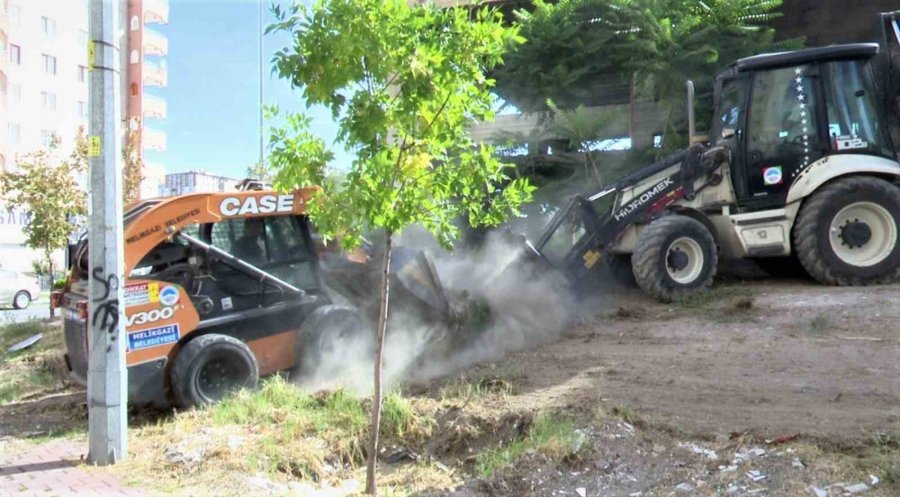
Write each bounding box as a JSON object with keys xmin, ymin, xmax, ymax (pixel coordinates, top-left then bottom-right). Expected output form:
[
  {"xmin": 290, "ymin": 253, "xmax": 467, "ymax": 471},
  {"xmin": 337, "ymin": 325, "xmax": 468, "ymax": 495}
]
[
  {"xmin": 171, "ymin": 334, "xmax": 259, "ymax": 408},
  {"xmin": 632, "ymin": 215, "xmax": 718, "ymax": 302},
  {"xmin": 294, "ymin": 305, "xmax": 372, "ymax": 381},
  {"xmin": 793, "ymin": 176, "xmax": 900, "ymax": 286}
]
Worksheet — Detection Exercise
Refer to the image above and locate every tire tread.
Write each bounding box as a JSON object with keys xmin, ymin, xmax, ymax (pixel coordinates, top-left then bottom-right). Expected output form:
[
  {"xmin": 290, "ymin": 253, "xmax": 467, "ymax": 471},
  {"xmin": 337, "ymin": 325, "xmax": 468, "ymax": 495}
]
[
  {"xmin": 793, "ymin": 176, "xmax": 900, "ymax": 286},
  {"xmin": 632, "ymin": 215, "xmax": 718, "ymax": 302}
]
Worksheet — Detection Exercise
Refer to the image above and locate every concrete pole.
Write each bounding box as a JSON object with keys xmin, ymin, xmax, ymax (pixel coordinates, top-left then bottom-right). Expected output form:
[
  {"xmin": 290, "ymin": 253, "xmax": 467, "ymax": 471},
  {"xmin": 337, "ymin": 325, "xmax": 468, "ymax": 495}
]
[{"xmin": 87, "ymin": 0, "xmax": 128, "ymax": 465}]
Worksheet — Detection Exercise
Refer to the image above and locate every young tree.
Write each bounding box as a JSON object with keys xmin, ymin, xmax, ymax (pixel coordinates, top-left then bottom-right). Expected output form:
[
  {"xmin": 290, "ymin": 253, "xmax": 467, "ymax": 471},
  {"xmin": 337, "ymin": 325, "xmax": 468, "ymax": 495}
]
[
  {"xmin": 123, "ymin": 129, "xmax": 145, "ymax": 204},
  {"xmin": 267, "ymin": 1, "xmax": 532, "ymax": 493},
  {"xmin": 245, "ymin": 160, "xmax": 274, "ymax": 184},
  {"xmin": 0, "ymin": 129, "xmax": 88, "ymax": 317}
]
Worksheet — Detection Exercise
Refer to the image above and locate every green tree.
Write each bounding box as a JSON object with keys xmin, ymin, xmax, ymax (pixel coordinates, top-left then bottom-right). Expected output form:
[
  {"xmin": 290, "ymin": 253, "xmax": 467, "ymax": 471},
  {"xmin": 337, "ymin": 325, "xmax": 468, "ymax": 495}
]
[
  {"xmin": 123, "ymin": 128, "xmax": 145, "ymax": 204},
  {"xmin": 245, "ymin": 160, "xmax": 274, "ymax": 184},
  {"xmin": 494, "ymin": 0, "xmax": 797, "ymax": 140},
  {"xmin": 267, "ymin": 1, "xmax": 532, "ymax": 493},
  {"xmin": 0, "ymin": 129, "xmax": 88, "ymax": 317}
]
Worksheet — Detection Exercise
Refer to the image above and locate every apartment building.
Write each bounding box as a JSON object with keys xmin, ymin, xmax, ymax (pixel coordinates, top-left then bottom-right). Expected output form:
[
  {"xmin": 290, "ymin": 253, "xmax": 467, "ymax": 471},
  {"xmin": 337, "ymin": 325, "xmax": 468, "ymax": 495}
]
[
  {"xmin": 164, "ymin": 170, "xmax": 240, "ymax": 197},
  {"xmin": 0, "ymin": 0, "xmax": 169, "ymax": 272}
]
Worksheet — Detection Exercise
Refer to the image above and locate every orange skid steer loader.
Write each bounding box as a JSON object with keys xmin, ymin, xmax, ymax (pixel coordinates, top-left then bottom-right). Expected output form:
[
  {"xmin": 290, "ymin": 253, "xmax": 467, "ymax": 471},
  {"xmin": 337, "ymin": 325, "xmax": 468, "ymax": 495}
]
[{"xmin": 58, "ymin": 187, "xmax": 457, "ymax": 408}]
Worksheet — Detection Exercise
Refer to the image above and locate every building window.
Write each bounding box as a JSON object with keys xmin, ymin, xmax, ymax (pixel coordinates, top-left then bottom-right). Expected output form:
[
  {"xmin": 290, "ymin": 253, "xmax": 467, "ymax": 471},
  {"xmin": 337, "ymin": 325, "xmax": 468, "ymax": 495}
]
[
  {"xmin": 40, "ymin": 130, "xmax": 57, "ymax": 149},
  {"xmin": 130, "ymin": 15, "xmax": 140, "ymax": 31},
  {"xmin": 41, "ymin": 17, "xmax": 57, "ymax": 37},
  {"xmin": 42, "ymin": 54, "xmax": 58, "ymax": 75},
  {"xmin": 9, "ymin": 84, "xmax": 21, "ymax": 104},
  {"xmin": 8, "ymin": 124, "xmax": 21, "ymax": 145},
  {"xmin": 41, "ymin": 92, "xmax": 58, "ymax": 112},
  {"xmin": 10, "ymin": 4, "xmax": 21, "ymax": 27},
  {"xmin": 78, "ymin": 101, "xmax": 87, "ymax": 118},
  {"xmin": 10, "ymin": 45, "xmax": 22, "ymax": 65},
  {"xmin": 78, "ymin": 65, "xmax": 87, "ymax": 83}
]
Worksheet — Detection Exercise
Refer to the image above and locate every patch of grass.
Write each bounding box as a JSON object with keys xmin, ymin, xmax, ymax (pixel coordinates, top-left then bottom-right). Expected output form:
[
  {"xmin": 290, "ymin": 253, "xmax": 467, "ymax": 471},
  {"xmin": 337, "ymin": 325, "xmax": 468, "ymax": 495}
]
[
  {"xmin": 383, "ymin": 392, "xmax": 431, "ymax": 441},
  {"xmin": 439, "ymin": 372, "xmax": 516, "ymax": 405},
  {"xmin": 809, "ymin": 316, "xmax": 832, "ymax": 334},
  {"xmin": 211, "ymin": 376, "xmax": 370, "ymax": 465},
  {"xmin": 474, "ymin": 413, "xmax": 583, "ymax": 477},
  {"xmin": 677, "ymin": 284, "xmax": 756, "ymax": 310},
  {"xmin": 120, "ymin": 376, "xmax": 437, "ymax": 494},
  {"xmin": 0, "ymin": 319, "xmax": 69, "ymax": 404},
  {"xmin": 612, "ymin": 404, "xmax": 644, "ymax": 427},
  {"xmin": 0, "ymin": 319, "xmax": 46, "ymax": 353}
]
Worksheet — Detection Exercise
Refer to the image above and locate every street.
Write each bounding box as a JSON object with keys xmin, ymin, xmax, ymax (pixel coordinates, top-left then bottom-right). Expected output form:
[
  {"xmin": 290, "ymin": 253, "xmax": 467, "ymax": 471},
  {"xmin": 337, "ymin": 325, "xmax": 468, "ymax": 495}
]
[{"xmin": 0, "ymin": 298, "xmax": 51, "ymax": 324}]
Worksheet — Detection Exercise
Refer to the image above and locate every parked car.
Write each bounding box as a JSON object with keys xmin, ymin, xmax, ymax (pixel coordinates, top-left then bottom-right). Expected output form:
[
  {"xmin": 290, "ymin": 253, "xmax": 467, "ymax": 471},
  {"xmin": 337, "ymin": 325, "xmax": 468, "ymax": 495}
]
[{"xmin": 0, "ymin": 270, "xmax": 41, "ymax": 309}]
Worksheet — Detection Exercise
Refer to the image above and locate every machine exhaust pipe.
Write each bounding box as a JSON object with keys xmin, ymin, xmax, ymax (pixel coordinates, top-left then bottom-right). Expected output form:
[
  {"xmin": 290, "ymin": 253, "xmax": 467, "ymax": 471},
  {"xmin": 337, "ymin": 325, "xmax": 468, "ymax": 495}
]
[{"xmin": 686, "ymin": 80, "xmax": 697, "ymax": 144}]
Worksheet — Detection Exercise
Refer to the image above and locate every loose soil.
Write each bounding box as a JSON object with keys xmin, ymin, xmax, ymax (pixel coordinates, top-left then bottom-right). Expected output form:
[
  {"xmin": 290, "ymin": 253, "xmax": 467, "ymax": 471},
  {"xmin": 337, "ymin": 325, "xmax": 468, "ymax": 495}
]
[
  {"xmin": 2, "ymin": 270, "xmax": 899, "ymax": 496},
  {"xmin": 458, "ymin": 276, "xmax": 900, "ymax": 442}
]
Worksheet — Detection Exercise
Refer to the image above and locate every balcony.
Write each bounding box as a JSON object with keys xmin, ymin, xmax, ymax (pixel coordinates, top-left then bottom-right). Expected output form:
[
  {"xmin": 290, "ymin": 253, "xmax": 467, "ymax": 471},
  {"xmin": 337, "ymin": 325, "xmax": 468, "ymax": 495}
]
[
  {"xmin": 142, "ymin": 60, "xmax": 167, "ymax": 87},
  {"xmin": 142, "ymin": 93, "xmax": 167, "ymax": 120},
  {"xmin": 142, "ymin": 28, "xmax": 168, "ymax": 57},
  {"xmin": 143, "ymin": 127, "xmax": 167, "ymax": 152},
  {"xmin": 143, "ymin": 0, "xmax": 169, "ymax": 25}
]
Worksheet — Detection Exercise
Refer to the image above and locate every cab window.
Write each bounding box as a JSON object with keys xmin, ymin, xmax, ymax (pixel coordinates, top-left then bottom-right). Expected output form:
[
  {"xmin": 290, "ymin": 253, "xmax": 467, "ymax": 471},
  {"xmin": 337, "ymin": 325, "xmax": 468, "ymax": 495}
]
[
  {"xmin": 209, "ymin": 215, "xmax": 317, "ymax": 290},
  {"xmin": 823, "ymin": 60, "xmax": 894, "ymax": 158},
  {"xmin": 714, "ymin": 78, "xmax": 747, "ymax": 144}
]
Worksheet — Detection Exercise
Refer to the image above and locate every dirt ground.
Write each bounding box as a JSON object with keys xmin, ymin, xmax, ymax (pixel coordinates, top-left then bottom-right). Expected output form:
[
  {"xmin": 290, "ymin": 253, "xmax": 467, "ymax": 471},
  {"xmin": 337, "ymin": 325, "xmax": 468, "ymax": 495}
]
[
  {"xmin": 2, "ymin": 269, "xmax": 899, "ymax": 496},
  {"xmin": 467, "ymin": 274, "xmax": 900, "ymax": 442}
]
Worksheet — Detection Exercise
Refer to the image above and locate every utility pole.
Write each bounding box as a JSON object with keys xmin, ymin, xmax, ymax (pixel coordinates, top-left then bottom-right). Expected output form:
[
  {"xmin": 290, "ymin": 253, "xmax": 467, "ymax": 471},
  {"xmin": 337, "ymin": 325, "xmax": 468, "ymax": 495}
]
[
  {"xmin": 87, "ymin": 0, "xmax": 127, "ymax": 465},
  {"xmin": 258, "ymin": 0, "xmax": 265, "ymax": 169}
]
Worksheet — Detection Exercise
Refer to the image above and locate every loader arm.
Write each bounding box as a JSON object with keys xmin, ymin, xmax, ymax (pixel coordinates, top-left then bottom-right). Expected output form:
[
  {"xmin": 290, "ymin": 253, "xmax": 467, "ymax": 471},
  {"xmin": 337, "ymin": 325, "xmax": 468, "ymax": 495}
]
[{"xmin": 532, "ymin": 145, "xmax": 727, "ymax": 287}]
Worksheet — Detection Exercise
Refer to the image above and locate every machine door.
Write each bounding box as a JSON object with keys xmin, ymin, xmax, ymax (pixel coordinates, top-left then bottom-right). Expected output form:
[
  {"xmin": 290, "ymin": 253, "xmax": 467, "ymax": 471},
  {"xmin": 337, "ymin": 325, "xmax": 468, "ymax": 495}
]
[
  {"xmin": 741, "ymin": 64, "xmax": 828, "ymax": 207},
  {"xmin": 206, "ymin": 215, "xmax": 320, "ymax": 313}
]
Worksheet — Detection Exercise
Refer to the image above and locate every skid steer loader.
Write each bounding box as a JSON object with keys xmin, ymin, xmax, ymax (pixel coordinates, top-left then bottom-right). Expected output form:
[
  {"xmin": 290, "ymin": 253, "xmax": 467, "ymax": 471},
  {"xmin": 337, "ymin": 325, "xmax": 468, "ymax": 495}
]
[
  {"xmin": 58, "ymin": 187, "xmax": 470, "ymax": 408},
  {"xmin": 528, "ymin": 11, "xmax": 900, "ymax": 302}
]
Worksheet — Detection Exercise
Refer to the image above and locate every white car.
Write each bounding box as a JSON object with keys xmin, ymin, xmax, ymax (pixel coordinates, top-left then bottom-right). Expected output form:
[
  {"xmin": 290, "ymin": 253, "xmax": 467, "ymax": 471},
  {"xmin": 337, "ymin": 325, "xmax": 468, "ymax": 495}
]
[{"xmin": 0, "ymin": 269, "xmax": 41, "ymax": 309}]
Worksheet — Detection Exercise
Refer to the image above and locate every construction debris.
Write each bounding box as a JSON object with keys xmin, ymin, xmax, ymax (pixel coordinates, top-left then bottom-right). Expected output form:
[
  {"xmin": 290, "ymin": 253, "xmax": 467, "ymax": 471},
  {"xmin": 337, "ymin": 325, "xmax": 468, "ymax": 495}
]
[
  {"xmin": 842, "ymin": 483, "xmax": 869, "ymax": 494},
  {"xmin": 6, "ymin": 333, "xmax": 43, "ymax": 352}
]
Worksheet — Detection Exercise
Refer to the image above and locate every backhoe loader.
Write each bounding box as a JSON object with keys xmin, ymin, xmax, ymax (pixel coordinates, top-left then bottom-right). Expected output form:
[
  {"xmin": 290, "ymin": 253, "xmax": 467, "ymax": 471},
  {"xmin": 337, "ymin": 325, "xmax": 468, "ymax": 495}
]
[{"xmin": 527, "ymin": 10, "xmax": 900, "ymax": 302}]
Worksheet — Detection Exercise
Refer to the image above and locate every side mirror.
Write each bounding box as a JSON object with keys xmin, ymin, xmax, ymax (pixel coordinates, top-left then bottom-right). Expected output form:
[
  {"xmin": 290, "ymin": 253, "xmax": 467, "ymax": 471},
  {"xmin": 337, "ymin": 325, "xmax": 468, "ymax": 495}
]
[{"xmin": 722, "ymin": 127, "xmax": 736, "ymax": 139}]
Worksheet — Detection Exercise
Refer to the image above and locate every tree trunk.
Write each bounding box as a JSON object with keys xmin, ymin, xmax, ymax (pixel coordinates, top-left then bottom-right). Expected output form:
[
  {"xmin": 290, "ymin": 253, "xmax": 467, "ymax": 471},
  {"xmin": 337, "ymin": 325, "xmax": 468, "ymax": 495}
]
[
  {"xmin": 47, "ymin": 251, "xmax": 55, "ymax": 319},
  {"xmin": 365, "ymin": 231, "xmax": 392, "ymax": 495}
]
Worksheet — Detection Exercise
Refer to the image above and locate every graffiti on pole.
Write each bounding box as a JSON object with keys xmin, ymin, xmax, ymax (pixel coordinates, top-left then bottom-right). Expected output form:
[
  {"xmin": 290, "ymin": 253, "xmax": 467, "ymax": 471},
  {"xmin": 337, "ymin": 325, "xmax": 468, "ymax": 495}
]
[{"xmin": 91, "ymin": 266, "xmax": 120, "ymax": 353}]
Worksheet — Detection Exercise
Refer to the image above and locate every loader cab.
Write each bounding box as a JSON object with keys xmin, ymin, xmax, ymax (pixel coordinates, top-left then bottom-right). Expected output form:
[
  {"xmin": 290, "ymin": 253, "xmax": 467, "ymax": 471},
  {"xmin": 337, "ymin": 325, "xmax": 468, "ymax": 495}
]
[{"xmin": 713, "ymin": 44, "xmax": 897, "ymax": 211}]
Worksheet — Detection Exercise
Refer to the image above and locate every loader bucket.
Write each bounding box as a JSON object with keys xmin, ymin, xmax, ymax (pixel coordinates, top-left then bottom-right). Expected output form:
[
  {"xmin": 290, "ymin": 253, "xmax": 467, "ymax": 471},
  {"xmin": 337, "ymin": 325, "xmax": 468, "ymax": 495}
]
[
  {"xmin": 480, "ymin": 232, "xmax": 554, "ymax": 290},
  {"xmin": 319, "ymin": 247, "xmax": 453, "ymax": 322},
  {"xmin": 390, "ymin": 248, "xmax": 451, "ymax": 319}
]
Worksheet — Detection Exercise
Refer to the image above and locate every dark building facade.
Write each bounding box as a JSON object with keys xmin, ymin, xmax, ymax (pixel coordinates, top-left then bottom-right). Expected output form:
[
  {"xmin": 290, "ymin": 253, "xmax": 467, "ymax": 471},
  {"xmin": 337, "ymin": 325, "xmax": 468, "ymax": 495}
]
[{"xmin": 772, "ymin": 0, "xmax": 899, "ymax": 47}]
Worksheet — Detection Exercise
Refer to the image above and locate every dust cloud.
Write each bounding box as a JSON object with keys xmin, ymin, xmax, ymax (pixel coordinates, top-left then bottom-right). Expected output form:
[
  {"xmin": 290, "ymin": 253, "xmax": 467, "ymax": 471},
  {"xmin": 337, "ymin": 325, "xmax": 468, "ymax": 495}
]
[{"xmin": 296, "ymin": 231, "xmax": 576, "ymax": 395}]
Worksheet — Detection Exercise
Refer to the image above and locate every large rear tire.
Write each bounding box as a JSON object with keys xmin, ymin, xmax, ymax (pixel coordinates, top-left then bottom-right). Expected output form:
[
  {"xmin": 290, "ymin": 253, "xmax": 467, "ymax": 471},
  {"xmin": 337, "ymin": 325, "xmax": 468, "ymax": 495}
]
[
  {"xmin": 294, "ymin": 305, "xmax": 372, "ymax": 380},
  {"xmin": 793, "ymin": 176, "xmax": 900, "ymax": 286},
  {"xmin": 170, "ymin": 334, "xmax": 259, "ymax": 408},
  {"xmin": 632, "ymin": 215, "xmax": 718, "ymax": 302}
]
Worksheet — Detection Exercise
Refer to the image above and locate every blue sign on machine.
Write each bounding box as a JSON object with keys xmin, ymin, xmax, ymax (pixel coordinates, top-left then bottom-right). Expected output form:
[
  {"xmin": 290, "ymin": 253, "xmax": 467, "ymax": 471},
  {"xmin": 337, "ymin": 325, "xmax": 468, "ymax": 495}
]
[{"xmin": 128, "ymin": 324, "xmax": 180, "ymax": 350}]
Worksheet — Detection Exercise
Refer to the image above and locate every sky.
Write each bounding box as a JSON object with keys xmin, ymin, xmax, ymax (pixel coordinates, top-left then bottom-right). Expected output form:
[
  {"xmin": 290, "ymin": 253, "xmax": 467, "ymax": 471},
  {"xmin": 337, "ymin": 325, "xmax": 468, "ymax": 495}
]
[{"xmin": 142, "ymin": 0, "xmax": 349, "ymax": 179}]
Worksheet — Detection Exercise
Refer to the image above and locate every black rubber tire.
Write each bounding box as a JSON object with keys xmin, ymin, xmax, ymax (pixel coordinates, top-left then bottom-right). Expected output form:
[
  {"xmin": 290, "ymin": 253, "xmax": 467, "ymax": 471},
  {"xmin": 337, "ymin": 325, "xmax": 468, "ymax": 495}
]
[
  {"xmin": 13, "ymin": 291, "xmax": 31, "ymax": 310},
  {"xmin": 170, "ymin": 334, "xmax": 259, "ymax": 408},
  {"xmin": 632, "ymin": 215, "xmax": 718, "ymax": 302},
  {"xmin": 754, "ymin": 255, "xmax": 809, "ymax": 279},
  {"xmin": 605, "ymin": 253, "xmax": 637, "ymax": 287},
  {"xmin": 294, "ymin": 304, "xmax": 372, "ymax": 380},
  {"xmin": 793, "ymin": 176, "xmax": 900, "ymax": 286}
]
